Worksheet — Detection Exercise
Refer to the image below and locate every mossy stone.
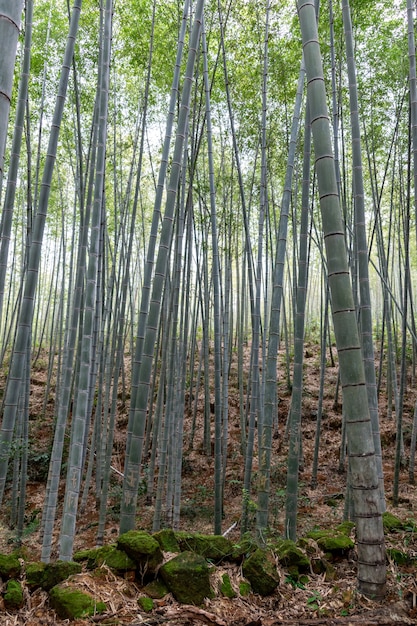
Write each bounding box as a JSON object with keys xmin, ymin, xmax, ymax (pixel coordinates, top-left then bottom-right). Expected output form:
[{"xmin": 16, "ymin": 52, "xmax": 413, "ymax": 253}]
[
  {"xmin": 275, "ymin": 539, "xmax": 310, "ymax": 573},
  {"xmin": 4, "ymin": 579, "xmax": 24, "ymax": 610},
  {"xmin": 242, "ymin": 548, "xmax": 279, "ymax": 596},
  {"xmin": 175, "ymin": 532, "xmax": 232, "ymax": 561},
  {"xmin": 74, "ymin": 546, "xmax": 111, "ymax": 569},
  {"xmin": 75, "ymin": 545, "xmax": 136, "ymax": 572},
  {"xmin": 297, "ymin": 537, "xmax": 322, "ymax": 557},
  {"xmin": 306, "ymin": 529, "xmax": 329, "ymax": 541},
  {"xmin": 383, "ymin": 512, "xmax": 404, "ymax": 532},
  {"xmin": 138, "ymin": 596, "xmax": 154, "ymax": 612},
  {"xmin": 160, "ymin": 551, "xmax": 213, "ymax": 605},
  {"xmin": 319, "ymin": 559, "xmax": 336, "ymax": 581},
  {"xmin": 26, "ymin": 561, "xmax": 80, "ymax": 591},
  {"xmin": 153, "ymin": 528, "xmax": 180, "ymax": 552},
  {"xmin": 47, "ymin": 561, "xmax": 82, "ymax": 591},
  {"xmin": 316, "ymin": 533, "xmax": 354, "ymax": 555},
  {"xmin": 143, "ymin": 578, "xmax": 169, "ymax": 599},
  {"xmin": 311, "ymin": 557, "xmax": 325, "ymax": 575},
  {"xmin": 104, "ymin": 547, "xmax": 136, "ymax": 572},
  {"xmin": 220, "ymin": 573, "xmax": 236, "ymax": 598},
  {"xmin": 26, "ymin": 561, "xmax": 47, "ymax": 589},
  {"xmin": 336, "ymin": 521, "xmax": 355, "ymax": 536},
  {"xmin": 73, "ymin": 548, "xmax": 93, "ymax": 563},
  {"xmin": 0, "ymin": 553, "xmax": 21, "ymax": 579},
  {"xmin": 49, "ymin": 584, "xmax": 107, "ymax": 619},
  {"xmin": 117, "ymin": 531, "xmax": 162, "ymax": 573}
]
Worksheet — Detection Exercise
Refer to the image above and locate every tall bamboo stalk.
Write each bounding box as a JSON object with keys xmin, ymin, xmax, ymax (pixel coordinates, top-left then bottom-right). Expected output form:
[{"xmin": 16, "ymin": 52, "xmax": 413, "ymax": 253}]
[
  {"xmin": 120, "ymin": 0, "xmax": 205, "ymax": 534},
  {"xmin": 0, "ymin": 0, "xmax": 83, "ymax": 507},
  {"xmin": 297, "ymin": 0, "xmax": 386, "ymax": 599}
]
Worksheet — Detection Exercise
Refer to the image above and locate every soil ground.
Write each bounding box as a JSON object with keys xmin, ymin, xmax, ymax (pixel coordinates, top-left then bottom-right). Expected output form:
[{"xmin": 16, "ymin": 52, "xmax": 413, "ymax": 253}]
[{"xmin": 0, "ymin": 342, "xmax": 417, "ymax": 625}]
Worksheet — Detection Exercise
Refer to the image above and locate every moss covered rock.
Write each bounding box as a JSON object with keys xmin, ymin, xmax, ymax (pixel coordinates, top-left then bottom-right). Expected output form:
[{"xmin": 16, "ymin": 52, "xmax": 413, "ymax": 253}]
[
  {"xmin": 142, "ymin": 578, "xmax": 169, "ymax": 599},
  {"xmin": 138, "ymin": 596, "xmax": 154, "ymax": 612},
  {"xmin": 160, "ymin": 551, "xmax": 213, "ymax": 605},
  {"xmin": 0, "ymin": 553, "xmax": 21, "ymax": 579},
  {"xmin": 242, "ymin": 548, "xmax": 279, "ymax": 596},
  {"xmin": 25, "ymin": 561, "xmax": 47, "ymax": 589},
  {"xmin": 4, "ymin": 579, "xmax": 24, "ymax": 610},
  {"xmin": 336, "ymin": 521, "xmax": 355, "ymax": 536},
  {"xmin": 316, "ymin": 533, "xmax": 354, "ymax": 556},
  {"xmin": 104, "ymin": 547, "xmax": 137, "ymax": 572},
  {"xmin": 383, "ymin": 512, "xmax": 404, "ymax": 532},
  {"xmin": 73, "ymin": 548, "xmax": 92, "ymax": 563},
  {"xmin": 153, "ymin": 528, "xmax": 179, "ymax": 553},
  {"xmin": 26, "ymin": 560, "xmax": 82, "ymax": 591},
  {"xmin": 306, "ymin": 529, "xmax": 329, "ymax": 541},
  {"xmin": 175, "ymin": 532, "xmax": 232, "ymax": 562},
  {"xmin": 117, "ymin": 531, "xmax": 162, "ymax": 574},
  {"xmin": 49, "ymin": 584, "xmax": 107, "ymax": 620},
  {"xmin": 74, "ymin": 545, "xmax": 135, "ymax": 572},
  {"xmin": 311, "ymin": 557, "xmax": 336, "ymax": 581},
  {"xmin": 275, "ymin": 539, "xmax": 310, "ymax": 573}
]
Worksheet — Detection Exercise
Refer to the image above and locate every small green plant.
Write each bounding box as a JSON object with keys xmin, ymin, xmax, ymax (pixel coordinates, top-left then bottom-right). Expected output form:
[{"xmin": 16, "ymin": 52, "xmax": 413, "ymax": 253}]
[
  {"xmin": 307, "ymin": 590, "xmax": 322, "ymax": 610},
  {"xmin": 23, "ymin": 511, "xmax": 41, "ymax": 537},
  {"xmin": 196, "ymin": 484, "xmax": 208, "ymax": 501},
  {"xmin": 242, "ymin": 488, "xmax": 257, "ymax": 513},
  {"xmin": 285, "ymin": 574, "xmax": 305, "ymax": 589},
  {"xmin": 229, "ymin": 478, "xmax": 242, "ymax": 495}
]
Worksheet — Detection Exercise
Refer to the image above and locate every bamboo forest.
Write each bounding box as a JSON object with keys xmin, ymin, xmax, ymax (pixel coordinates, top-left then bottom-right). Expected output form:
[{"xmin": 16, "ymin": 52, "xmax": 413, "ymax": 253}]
[{"xmin": 0, "ymin": 0, "xmax": 417, "ymax": 623}]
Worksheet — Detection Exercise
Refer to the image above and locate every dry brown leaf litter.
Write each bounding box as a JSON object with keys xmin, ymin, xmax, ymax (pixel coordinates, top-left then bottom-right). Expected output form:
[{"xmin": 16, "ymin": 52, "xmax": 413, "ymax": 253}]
[{"xmin": 0, "ymin": 346, "xmax": 417, "ymax": 624}]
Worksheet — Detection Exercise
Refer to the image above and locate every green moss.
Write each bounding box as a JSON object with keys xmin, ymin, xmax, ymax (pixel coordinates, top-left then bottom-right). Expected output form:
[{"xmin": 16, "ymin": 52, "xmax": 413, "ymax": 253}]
[
  {"xmin": 117, "ymin": 531, "xmax": 162, "ymax": 573},
  {"xmin": 26, "ymin": 560, "xmax": 82, "ymax": 591},
  {"xmin": 73, "ymin": 548, "xmax": 93, "ymax": 563},
  {"xmin": 336, "ymin": 521, "xmax": 355, "ymax": 536},
  {"xmin": 220, "ymin": 573, "xmax": 236, "ymax": 598},
  {"xmin": 26, "ymin": 561, "xmax": 47, "ymax": 589},
  {"xmin": 306, "ymin": 529, "xmax": 329, "ymax": 541},
  {"xmin": 104, "ymin": 547, "xmax": 136, "ymax": 572},
  {"xmin": 383, "ymin": 512, "xmax": 404, "ymax": 532},
  {"xmin": 239, "ymin": 581, "xmax": 251, "ymax": 596},
  {"xmin": 138, "ymin": 596, "xmax": 154, "ymax": 612},
  {"xmin": 75, "ymin": 545, "xmax": 136, "ymax": 572},
  {"xmin": 4, "ymin": 579, "xmax": 23, "ymax": 610},
  {"xmin": 242, "ymin": 548, "xmax": 279, "ymax": 596},
  {"xmin": 160, "ymin": 551, "xmax": 214, "ymax": 605},
  {"xmin": 153, "ymin": 528, "xmax": 180, "ymax": 552},
  {"xmin": 316, "ymin": 533, "xmax": 354, "ymax": 555},
  {"xmin": 275, "ymin": 539, "xmax": 310, "ymax": 572},
  {"xmin": 49, "ymin": 584, "xmax": 107, "ymax": 619},
  {"xmin": 175, "ymin": 532, "xmax": 232, "ymax": 562},
  {"xmin": 143, "ymin": 578, "xmax": 169, "ymax": 599},
  {"xmin": 0, "ymin": 553, "xmax": 21, "ymax": 579}
]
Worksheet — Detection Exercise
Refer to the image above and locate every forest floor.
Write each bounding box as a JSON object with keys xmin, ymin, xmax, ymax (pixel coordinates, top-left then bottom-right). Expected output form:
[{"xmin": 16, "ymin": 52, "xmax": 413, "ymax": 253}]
[{"xmin": 1, "ymin": 341, "xmax": 417, "ymax": 625}]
